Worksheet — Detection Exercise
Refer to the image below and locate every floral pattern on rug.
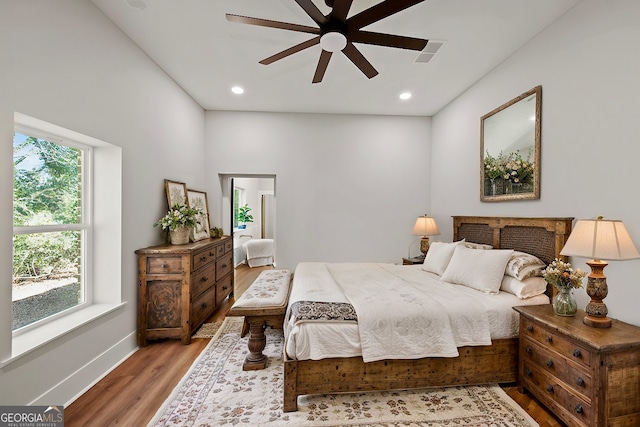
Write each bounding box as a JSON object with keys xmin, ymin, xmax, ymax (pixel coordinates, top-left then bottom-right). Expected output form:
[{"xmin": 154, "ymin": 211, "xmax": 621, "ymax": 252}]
[{"xmin": 149, "ymin": 317, "xmax": 538, "ymax": 427}]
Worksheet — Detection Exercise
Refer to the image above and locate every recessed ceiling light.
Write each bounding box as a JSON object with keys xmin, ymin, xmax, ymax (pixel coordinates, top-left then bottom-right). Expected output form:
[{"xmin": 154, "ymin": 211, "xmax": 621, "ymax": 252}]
[
  {"xmin": 399, "ymin": 92, "xmax": 412, "ymax": 100},
  {"xmin": 231, "ymin": 86, "xmax": 244, "ymax": 95}
]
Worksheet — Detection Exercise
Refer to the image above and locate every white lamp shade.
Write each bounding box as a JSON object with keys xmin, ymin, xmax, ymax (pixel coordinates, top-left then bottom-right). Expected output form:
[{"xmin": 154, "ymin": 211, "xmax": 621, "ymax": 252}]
[
  {"xmin": 413, "ymin": 216, "xmax": 440, "ymax": 237},
  {"xmin": 560, "ymin": 218, "xmax": 640, "ymax": 260}
]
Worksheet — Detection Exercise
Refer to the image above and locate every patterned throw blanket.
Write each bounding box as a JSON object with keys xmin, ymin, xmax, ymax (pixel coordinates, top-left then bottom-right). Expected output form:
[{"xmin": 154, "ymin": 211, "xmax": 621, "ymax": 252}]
[{"xmin": 288, "ymin": 300, "xmax": 358, "ymax": 323}]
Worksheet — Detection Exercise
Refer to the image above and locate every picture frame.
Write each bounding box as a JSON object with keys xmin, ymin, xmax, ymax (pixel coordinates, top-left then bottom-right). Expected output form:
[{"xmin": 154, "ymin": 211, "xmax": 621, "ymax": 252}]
[
  {"xmin": 187, "ymin": 189, "xmax": 211, "ymax": 241},
  {"xmin": 164, "ymin": 179, "xmax": 189, "ymax": 209}
]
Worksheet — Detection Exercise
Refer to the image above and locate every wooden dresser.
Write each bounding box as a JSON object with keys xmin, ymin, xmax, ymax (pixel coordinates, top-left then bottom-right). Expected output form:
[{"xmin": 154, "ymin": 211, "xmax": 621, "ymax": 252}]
[
  {"xmin": 136, "ymin": 236, "xmax": 233, "ymax": 346},
  {"xmin": 514, "ymin": 305, "xmax": 640, "ymax": 427}
]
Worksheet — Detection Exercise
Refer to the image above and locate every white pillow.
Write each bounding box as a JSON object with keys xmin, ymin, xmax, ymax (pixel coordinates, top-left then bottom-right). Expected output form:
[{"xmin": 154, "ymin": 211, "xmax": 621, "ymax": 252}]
[
  {"xmin": 505, "ymin": 251, "xmax": 546, "ymax": 281},
  {"xmin": 500, "ymin": 275, "xmax": 548, "ymax": 299},
  {"xmin": 421, "ymin": 241, "xmax": 463, "ymax": 276},
  {"xmin": 440, "ymin": 246, "xmax": 514, "ymax": 294}
]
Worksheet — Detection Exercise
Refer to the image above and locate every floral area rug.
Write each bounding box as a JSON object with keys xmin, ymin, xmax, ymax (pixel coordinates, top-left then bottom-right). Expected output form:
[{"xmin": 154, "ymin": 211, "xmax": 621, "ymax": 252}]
[
  {"xmin": 192, "ymin": 321, "xmax": 223, "ymax": 339},
  {"xmin": 149, "ymin": 317, "xmax": 538, "ymax": 427}
]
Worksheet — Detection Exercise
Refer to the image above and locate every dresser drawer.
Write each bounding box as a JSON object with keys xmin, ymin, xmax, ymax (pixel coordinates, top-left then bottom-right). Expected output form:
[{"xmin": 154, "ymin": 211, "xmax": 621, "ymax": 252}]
[
  {"xmin": 224, "ymin": 239, "xmax": 233, "ymax": 254},
  {"xmin": 216, "ymin": 243, "xmax": 226, "ymax": 258},
  {"xmin": 147, "ymin": 256, "xmax": 183, "ymax": 274},
  {"xmin": 522, "ymin": 361, "xmax": 592, "ymax": 427},
  {"xmin": 521, "ymin": 337, "xmax": 593, "ymax": 401},
  {"xmin": 192, "ymin": 247, "xmax": 217, "ymax": 271},
  {"xmin": 520, "ymin": 317, "xmax": 592, "ymax": 369},
  {"xmin": 216, "ymin": 274, "xmax": 233, "ymax": 306},
  {"xmin": 191, "ymin": 284, "xmax": 215, "ymax": 330},
  {"xmin": 192, "ymin": 263, "xmax": 216, "ymax": 299},
  {"xmin": 216, "ymin": 253, "xmax": 233, "ymax": 281}
]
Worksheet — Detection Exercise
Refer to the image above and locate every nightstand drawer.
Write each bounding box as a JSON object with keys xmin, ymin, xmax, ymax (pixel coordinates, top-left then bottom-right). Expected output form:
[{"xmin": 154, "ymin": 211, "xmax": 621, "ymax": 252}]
[
  {"xmin": 521, "ymin": 337, "xmax": 593, "ymax": 400},
  {"xmin": 520, "ymin": 316, "xmax": 592, "ymax": 369},
  {"xmin": 521, "ymin": 362, "xmax": 592, "ymax": 427}
]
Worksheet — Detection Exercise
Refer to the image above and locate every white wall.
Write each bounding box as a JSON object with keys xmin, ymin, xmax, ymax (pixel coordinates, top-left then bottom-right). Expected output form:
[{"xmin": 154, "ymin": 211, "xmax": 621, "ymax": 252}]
[
  {"xmin": 431, "ymin": 0, "xmax": 640, "ymax": 325},
  {"xmin": 0, "ymin": 1, "xmax": 205, "ymax": 404},
  {"xmin": 205, "ymin": 112, "xmax": 432, "ymax": 270}
]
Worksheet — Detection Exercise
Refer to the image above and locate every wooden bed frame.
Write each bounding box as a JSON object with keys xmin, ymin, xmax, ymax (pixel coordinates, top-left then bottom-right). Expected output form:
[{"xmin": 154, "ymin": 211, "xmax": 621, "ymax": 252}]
[{"xmin": 283, "ymin": 216, "xmax": 574, "ymax": 412}]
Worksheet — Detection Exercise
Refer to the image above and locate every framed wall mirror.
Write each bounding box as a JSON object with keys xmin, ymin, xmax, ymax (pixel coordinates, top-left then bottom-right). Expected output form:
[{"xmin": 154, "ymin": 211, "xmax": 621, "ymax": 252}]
[{"xmin": 480, "ymin": 85, "xmax": 541, "ymax": 202}]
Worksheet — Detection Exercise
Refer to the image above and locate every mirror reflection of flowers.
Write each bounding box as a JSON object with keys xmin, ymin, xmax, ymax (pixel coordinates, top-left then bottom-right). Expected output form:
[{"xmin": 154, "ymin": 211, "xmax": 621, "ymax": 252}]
[
  {"xmin": 542, "ymin": 258, "xmax": 587, "ymax": 290},
  {"xmin": 504, "ymin": 150, "xmax": 534, "ymax": 184},
  {"xmin": 154, "ymin": 203, "xmax": 202, "ymax": 231},
  {"xmin": 484, "ymin": 150, "xmax": 507, "ymax": 180}
]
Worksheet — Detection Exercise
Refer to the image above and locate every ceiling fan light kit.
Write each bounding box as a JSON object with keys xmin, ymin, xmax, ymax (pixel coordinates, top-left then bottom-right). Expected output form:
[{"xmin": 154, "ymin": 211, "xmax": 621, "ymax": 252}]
[
  {"xmin": 320, "ymin": 32, "xmax": 347, "ymax": 52},
  {"xmin": 227, "ymin": 0, "xmax": 428, "ymax": 83}
]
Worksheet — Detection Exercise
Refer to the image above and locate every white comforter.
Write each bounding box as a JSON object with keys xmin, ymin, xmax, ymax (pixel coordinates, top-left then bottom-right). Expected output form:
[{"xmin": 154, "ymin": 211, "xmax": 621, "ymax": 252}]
[{"xmin": 285, "ymin": 262, "xmax": 549, "ymax": 362}]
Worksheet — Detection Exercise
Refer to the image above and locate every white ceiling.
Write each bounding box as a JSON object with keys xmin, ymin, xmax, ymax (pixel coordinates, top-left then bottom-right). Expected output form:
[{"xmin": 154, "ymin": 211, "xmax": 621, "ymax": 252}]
[{"xmin": 91, "ymin": 0, "xmax": 581, "ymax": 116}]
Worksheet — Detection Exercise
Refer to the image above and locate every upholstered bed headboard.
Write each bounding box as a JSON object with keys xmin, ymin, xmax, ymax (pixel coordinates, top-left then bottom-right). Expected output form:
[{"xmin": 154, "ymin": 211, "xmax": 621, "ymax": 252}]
[{"xmin": 452, "ymin": 216, "xmax": 574, "ymax": 265}]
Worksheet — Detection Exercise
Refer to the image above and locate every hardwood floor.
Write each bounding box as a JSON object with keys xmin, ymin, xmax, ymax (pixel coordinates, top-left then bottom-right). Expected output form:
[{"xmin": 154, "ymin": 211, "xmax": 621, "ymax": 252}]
[{"xmin": 65, "ymin": 264, "xmax": 565, "ymax": 426}]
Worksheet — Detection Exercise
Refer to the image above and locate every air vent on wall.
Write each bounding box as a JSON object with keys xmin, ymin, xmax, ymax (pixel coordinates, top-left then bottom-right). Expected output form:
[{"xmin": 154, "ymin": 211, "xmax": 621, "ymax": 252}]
[{"xmin": 415, "ymin": 40, "xmax": 446, "ymax": 63}]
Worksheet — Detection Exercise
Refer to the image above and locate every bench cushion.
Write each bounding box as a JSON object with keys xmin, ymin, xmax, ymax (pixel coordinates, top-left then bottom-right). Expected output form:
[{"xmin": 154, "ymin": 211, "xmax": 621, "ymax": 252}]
[{"xmin": 229, "ymin": 270, "xmax": 292, "ymax": 316}]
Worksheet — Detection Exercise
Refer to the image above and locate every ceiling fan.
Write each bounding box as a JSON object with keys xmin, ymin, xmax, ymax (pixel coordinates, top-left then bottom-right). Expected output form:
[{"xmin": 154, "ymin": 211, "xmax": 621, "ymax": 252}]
[{"xmin": 226, "ymin": 0, "xmax": 428, "ymax": 83}]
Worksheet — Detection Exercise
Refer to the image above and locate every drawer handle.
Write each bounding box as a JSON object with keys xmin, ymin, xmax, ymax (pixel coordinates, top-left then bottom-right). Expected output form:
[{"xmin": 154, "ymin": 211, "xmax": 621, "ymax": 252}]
[
  {"xmin": 525, "ymin": 346, "xmax": 532, "ymax": 355},
  {"xmin": 575, "ymin": 404, "xmax": 583, "ymax": 414},
  {"xmin": 222, "ymin": 286, "xmax": 228, "ymax": 291},
  {"xmin": 201, "ymin": 302, "xmax": 207, "ymax": 309},
  {"xmin": 546, "ymin": 359, "xmax": 553, "ymax": 368},
  {"xmin": 545, "ymin": 336, "xmax": 553, "ymax": 343},
  {"xmin": 525, "ymin": 368, "xmax": 532, "ymax": 377},
  {"xmin": 200, "ymin": 276, "xmax": 208, "ymax": 282},
  {"xmin": 221, "ymin": 263, "xmax": 227, "ymax": 268},
  {"xmin": 209, "ymin": 251, "xmax": 215, "ymax": 256},
  {"xmin": 576, "ymin": 377, "xmax": 585, "ymax": 387},
  {"xmin": 526, "ymin": 325, "xmax": 533, "ymax": 332},
  {"xmin": 200, "ymin": 256, "xmax": 207, "ymax": 262},
  {"xmin": 546, "ymin": 385, "xmax": 554, "ymax": 393},
  {"xmin": 573, "ymin": 349, "xmax": 582, "ymax": 358},
  {"xmin": 160, "ymin": 263, "xmax": 168, "ymax": 268}
]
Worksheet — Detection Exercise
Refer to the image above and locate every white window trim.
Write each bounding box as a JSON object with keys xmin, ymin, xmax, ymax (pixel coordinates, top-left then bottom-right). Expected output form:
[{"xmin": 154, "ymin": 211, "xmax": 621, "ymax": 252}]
[{"xmin": 2, "ymin": 113, "xmax": 124, "ymax": 366}]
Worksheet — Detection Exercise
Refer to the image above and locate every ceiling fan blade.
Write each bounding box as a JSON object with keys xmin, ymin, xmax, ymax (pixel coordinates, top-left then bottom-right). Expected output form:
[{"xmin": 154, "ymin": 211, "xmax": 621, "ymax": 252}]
[
  {"xmin": 312, "ymin": 50, "xmax": 333, "ymax": 83},
  {"xmin": 331, "ymin": 0, "xmax": 354, "ymax": 24},
  {"xmin": 342, "ymin": 43, "xmax": 378, "ymax": 79},
  {"xmin": 347, "ymin": 0, "xmax": 425, "ymax": 31},
  {"xmin": 350, "ymin": 31, "xmax": 428, "ymax": 51},
  {"xmin": 260, "ymin": 36, "xmax": 321, "ymax": 65},
  {"xmin": 294, "ymin": 0, "xmax": 328, "ymax": 26},
  {"xmin": 226, "ymin": 14, "xmax": 320, "ymax": 35}
]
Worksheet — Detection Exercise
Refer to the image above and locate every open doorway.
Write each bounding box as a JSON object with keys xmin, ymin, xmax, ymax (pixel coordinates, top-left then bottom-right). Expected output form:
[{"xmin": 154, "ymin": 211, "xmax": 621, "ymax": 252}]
[{"xmin": 226, "ymin": 175, "xmax": 276, "ymax": 267}]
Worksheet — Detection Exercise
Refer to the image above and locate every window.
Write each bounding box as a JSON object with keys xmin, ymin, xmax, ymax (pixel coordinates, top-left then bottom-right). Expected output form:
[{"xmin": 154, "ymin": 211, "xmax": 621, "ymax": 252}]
[
  {"xmin": 13, "ymin": 129, "xmax": 91, "ymax": 332},
  {"xmin": 2, "ymin": 113, "xmax": 124, "ymax": 364},
  {"xmin": 233, "ymin": 186, "xmax": 246, "ymax": 229}
]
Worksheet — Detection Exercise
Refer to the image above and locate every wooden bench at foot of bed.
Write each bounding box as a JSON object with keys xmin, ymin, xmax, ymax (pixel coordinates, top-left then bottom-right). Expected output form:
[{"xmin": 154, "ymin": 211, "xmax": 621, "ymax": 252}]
[
  {"xmin": 227, "ymin": 269, "xmax": 292, "ymax": 371},
  {"xmin": 283, "ymin": 337, "xmax": 518, "ymax": 412}
]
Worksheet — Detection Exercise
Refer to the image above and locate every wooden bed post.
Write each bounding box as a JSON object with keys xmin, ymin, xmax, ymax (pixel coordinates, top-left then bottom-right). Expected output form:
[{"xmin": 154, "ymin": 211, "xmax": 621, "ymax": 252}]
[{"xmin": 283, "ymin": 359, "xmax": 298, "ymax": 412}]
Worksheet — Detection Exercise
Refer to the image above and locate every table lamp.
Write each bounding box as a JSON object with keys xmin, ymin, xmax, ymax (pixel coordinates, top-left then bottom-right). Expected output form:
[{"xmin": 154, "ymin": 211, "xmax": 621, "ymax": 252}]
[
  {"xmin": 560, "ymin": 216, "xmax": 640, "ymax": 328},
  {"xmin": 413, "ymin": 215, "xmax": 440, "ymax": 257}
]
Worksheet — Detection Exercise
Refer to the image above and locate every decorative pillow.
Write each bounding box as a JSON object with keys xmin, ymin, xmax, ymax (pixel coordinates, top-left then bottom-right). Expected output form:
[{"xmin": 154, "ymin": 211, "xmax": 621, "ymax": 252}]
[
  {"xmin": 440, "ymin": 246, "xmax": 514, "ymax": 294},
  {"xmin": 421, "ymin": 241, "xmax": 464, "ymax": 276},
  {"xmin": 504, "ymin": 251, "xmax": 546, "ymax": 281},
  {"xmin": 500, "ymin": 275, "xmax": 548, "ymax": 299},
  {"xmin": 462, "ymin": 241, "xmax": 494, "ymax": 250}
]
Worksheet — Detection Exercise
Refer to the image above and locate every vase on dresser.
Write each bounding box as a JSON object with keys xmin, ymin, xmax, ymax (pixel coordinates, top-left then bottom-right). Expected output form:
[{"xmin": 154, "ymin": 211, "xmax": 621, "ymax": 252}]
[
  {"xmin": 552, "ymin": 286, "xmax": 577, "ymax": 316},
  {"xmin": 169, "ymin": 226, "xmax": 190, "ymax": 245}
]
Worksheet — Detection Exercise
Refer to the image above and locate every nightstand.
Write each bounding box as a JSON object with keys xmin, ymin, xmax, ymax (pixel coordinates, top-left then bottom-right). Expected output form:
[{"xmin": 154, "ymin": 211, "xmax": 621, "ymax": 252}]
[
  {"xmin": 514, "ymin": 304, "xmax": 640, "ymax": 427},
  {"xmin": 402, "ymin": 256, "xmax": 424, "ymax": 265}
]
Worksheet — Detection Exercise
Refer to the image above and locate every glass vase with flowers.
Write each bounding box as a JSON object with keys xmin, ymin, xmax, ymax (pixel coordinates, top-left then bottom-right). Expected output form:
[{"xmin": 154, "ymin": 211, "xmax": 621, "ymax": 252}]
[{"xmin": 542, "ymin": 258, "xmax": 587, "ymax": 316}]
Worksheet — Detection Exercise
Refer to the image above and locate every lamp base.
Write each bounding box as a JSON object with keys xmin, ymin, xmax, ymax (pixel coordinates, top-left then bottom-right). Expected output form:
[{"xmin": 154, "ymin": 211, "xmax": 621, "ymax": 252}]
[
  {"xmin": 583, "ymin": 315, "xmax": 612, "ymax": 328},
  {"xmin": 419, "ymin": 237, "xmax": 431, "ymax": 257},
  {"xmin": 583, "ymin": 259, "xmax": 612, "ymax": 328}
]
